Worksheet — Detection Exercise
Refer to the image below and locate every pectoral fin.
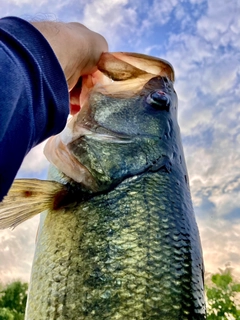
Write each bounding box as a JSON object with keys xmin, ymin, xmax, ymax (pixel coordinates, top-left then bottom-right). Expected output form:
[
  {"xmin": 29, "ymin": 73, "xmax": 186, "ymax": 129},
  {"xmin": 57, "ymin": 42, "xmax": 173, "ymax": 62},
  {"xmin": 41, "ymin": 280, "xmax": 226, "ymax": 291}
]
[{"xmin": 0, "ymin": 179, "xmax": 63, "ymax": 229}]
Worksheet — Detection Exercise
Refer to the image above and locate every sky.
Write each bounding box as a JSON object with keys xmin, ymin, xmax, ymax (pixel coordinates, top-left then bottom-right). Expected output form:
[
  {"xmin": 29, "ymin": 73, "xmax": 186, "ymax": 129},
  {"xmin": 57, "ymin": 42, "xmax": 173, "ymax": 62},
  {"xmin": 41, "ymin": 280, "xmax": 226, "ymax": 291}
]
[{"xmin": 0, "ymin": 0, "xmax": 240, "ymax": 284}]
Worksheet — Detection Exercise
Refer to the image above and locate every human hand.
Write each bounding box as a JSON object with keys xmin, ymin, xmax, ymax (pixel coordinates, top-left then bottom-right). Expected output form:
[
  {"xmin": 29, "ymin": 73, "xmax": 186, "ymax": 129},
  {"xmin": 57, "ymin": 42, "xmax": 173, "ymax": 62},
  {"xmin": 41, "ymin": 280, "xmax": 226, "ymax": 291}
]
[{"xmin": 31, "ymin": 21, "xmax": 108, "ymax": 114}]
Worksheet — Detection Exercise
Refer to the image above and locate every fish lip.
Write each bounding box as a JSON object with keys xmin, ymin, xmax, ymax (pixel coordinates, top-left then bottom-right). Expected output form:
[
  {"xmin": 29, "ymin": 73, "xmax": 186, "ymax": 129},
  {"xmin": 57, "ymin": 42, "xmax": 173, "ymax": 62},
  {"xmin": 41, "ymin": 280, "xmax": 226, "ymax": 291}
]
[
  {"xmin": 84, "ymin": 134, "xmax": 133, "ymax": 143},
  {"xmin": 78, "ymin": 129, "xmax": 134, "ymax": 143},
  {"xmin": 59, "ymin": 109, "xmax": 135, "ymax": 146}
]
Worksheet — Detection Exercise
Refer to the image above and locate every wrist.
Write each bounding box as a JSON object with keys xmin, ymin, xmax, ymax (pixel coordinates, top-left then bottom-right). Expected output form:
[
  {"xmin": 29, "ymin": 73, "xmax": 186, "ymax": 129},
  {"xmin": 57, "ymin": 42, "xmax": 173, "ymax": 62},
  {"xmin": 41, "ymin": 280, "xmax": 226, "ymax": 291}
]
[{"xmin": 31, "ymin": 21, "xmax": 70, "ymax": 73}]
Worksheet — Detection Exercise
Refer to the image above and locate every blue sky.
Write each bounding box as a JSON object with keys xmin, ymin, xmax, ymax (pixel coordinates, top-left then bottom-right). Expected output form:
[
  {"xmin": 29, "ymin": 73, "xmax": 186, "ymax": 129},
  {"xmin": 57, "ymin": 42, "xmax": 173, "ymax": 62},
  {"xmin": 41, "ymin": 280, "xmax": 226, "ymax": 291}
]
[{"xmin": 0, "ymin": 0, "xmax": 240, "ymax": 283}]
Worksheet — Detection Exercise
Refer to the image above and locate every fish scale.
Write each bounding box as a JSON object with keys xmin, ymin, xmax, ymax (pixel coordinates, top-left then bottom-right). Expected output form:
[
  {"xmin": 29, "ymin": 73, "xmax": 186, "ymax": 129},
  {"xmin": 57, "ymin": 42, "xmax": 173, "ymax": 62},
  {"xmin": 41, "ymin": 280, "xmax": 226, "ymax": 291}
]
[{"xmin": 26, "ymin": 168, "xmax": 205, "ymax": 319}]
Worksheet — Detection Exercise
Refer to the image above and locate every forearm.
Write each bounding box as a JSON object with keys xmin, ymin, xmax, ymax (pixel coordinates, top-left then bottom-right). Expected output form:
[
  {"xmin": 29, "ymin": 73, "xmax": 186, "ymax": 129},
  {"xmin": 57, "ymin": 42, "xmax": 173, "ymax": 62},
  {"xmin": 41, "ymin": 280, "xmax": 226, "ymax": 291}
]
[
  {"xmin": 31, "ymin": 21, "xmax": 108, "ymax": 90},
  {"xmin": 0, "ymin": 16, "xmax": 108, "ymax": 200},
  {"xmin": 0, "ymin": 17, "xmax": 69, "ymax": 200}
]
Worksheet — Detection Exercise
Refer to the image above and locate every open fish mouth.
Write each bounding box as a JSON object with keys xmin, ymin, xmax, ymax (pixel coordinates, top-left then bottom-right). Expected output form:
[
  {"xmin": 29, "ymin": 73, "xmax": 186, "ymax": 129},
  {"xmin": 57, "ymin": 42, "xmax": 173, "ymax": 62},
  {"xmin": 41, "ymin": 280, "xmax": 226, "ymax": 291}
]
[
  {"xmin": 69, "ymin": 52, "xmax": 174, "ymax": 117},
  {"xmin": 44, "ymin": 52, "xmax": 175, "ymax": 190}
]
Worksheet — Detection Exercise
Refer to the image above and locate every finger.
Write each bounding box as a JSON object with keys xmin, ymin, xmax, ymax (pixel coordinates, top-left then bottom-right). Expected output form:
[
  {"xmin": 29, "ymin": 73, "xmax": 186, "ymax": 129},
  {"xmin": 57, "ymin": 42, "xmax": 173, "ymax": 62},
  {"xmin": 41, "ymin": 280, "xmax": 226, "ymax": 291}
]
[{"xmin": 69, "ymin": 74, "xmax": 96, "ymax": 115}]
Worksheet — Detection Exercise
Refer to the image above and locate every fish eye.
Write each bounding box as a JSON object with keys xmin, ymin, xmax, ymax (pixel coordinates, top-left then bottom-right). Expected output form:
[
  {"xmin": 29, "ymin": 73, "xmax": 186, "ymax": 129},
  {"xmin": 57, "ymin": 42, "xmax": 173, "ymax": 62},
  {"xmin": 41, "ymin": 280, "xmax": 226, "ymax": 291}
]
[{"xmin": 146, "ymin": 90, "xmax": 170, "ymax": 111}]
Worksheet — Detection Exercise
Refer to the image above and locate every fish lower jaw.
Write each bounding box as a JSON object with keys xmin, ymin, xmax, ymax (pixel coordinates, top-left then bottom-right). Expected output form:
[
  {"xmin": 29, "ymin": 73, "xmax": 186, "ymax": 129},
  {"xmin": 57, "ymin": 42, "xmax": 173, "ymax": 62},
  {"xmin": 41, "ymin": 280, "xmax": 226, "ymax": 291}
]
[{"xmin": 84, "ymin": 132, "xmax": 133, "ymax": 143}]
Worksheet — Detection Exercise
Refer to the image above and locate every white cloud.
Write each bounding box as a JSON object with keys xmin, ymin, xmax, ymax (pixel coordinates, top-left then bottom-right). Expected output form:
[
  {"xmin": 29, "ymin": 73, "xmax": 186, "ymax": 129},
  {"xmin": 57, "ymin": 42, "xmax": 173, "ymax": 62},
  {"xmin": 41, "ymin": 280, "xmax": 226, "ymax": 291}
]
[
  {"xmin": 18, "ymin": 142, "xmax": 48, "ymax": 175},
  {"xmin": 174, "ymin": 4, "xmax": 186, "ymax": 21},
  {"xmin": 197, "ymin": 0, "xmax": 240, "ymax": 48},
  {"xmin": 198, "ymin": 218, "xmax": 240, "ymax": 278},
  {"xmin": 150, "ymin": 0, "xmax": 177, "ymax": 25},
  {"xmin": 189, "ymin": 0, "xmax": 205, "ymax": 3},
  {"xmin": 185, "ymin": 126, "xmax": 240, "ymax": 219},
  {"xmin": 201, "ymin": 56, "xmax": 239, "ymax": 95},
  {"xmin": 0, "ymin": 217, "xmax": 39, "ymax": 283},
  {"xmin": 81, "ymin": 0, "xmax": 135, "ymax": 46},
  {"xmin": 1, "ymin": 0, "xmax": 86, "ymax": 22},
  {"xmin": 7, "ymin": 0, "xmax": 34, "ymax": 4},
  {"xmin": 2, "ymin": 0, "xmax": 48, "ymax": 5}
]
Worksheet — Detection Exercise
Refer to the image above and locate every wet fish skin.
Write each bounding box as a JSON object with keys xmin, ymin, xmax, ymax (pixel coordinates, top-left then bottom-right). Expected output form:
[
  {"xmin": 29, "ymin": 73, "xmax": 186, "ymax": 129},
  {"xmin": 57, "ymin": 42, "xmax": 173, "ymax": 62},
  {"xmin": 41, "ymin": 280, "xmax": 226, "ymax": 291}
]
[
  {"xmin": 68, "ymin": 76, "xmax": 179, "ymax": 192},
  {"xmin": 25, "ymin": 76, "xmax": 206, "ymax": 319},
  {"xmin": 26, "ymin": 170, "xmax": 205, "ymax": 320}
]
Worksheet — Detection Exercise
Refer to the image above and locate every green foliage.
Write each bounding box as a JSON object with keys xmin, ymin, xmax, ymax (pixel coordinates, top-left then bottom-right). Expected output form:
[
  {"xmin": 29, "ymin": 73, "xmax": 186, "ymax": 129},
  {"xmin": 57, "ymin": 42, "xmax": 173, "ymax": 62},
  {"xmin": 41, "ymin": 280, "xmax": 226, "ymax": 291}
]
[
  {"xmin": 0, "ymin": 281, "xmax": 28, "ymax": 320},
  {"xmin": 0, "ymin": 308, "xmax": 14, "ymax": 320},
  {"xmin": 206, "ymin": 269, "xmax": 240, "ymax": 320}
]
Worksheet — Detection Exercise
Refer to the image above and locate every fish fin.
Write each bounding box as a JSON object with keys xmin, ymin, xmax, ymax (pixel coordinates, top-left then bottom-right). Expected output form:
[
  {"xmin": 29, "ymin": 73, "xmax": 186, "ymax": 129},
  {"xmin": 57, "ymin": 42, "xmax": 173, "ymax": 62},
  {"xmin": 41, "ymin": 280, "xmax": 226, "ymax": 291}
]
[{"xmin": 0, "ymin": 179, "xmax": 64, "ymax": 229}]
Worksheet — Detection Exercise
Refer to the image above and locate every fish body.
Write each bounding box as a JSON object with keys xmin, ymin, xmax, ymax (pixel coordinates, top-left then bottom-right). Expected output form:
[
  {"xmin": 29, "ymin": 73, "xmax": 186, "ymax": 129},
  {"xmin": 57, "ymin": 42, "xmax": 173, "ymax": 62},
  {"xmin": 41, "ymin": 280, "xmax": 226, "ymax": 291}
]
[
  {"xmin": 27, "ymin": 171, "xmax": 205, "ymax": 320},
  {"xmin": 0, "ymin": 53, "xmax": 206, "ymax": 319}
]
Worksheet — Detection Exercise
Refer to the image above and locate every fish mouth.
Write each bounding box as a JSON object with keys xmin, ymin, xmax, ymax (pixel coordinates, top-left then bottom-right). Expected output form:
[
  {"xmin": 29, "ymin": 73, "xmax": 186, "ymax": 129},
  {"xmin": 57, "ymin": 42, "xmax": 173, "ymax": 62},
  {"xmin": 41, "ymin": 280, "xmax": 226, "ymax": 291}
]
[
  {"xmin": 70, "ymin": 52, "xmax": 175, "ymax": 118},
  {"xmin": 44, "ymin": 120, "xmax": 135, "ymax": 191},
  {"xmin": 81, "ymin": 133, "xmax": 133, "ymax": 143},
  {"xmin": 44, "ymin": 123, "xmax": 136, "ymax": 192},
  {"xmin": 44, "ymin": 52, "xmax": 175, "ymax": 191},
  {"xmin": 44, "ymin": 122, "xmax": 174, "ymax": 194}
]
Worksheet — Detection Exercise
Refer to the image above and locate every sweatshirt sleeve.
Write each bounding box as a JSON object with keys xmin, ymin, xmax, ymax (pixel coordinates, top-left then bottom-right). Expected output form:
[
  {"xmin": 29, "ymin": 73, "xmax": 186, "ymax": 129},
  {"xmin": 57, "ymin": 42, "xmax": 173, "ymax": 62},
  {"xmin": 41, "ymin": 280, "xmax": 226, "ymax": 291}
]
[{"xmin": 0, "ymin": 17, "xmax": 69, "ymax": 200}]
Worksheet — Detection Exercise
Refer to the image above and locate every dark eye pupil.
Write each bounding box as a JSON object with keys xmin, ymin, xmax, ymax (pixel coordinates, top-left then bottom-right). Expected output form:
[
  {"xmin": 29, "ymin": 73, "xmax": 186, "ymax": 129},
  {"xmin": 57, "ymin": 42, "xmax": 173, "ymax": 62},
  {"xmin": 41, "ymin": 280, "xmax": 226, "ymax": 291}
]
[{"xmin": 147, "ymin": 91, "xmax": 170, "ymax": 111}]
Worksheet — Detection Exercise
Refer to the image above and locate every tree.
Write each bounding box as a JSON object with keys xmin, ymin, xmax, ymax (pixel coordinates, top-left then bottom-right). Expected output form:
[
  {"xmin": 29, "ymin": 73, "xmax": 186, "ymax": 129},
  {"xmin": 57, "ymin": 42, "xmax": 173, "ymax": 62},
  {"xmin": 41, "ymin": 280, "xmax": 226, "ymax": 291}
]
[
  {"xmin": 0, "ymin": 281, "xmax": 28, "ymax": 320},
  {"xmin": 206, "ymin": 268, "xmax": 240, "ymax": 320},
  {"xmin": 0, "ymin": 308, "xmax": 14, "ymax": 320}
]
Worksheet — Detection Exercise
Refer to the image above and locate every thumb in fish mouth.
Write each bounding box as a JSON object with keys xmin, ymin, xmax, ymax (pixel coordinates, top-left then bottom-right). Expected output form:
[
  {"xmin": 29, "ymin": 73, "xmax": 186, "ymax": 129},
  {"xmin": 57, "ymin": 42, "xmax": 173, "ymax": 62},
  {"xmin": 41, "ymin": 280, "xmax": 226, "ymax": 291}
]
[
  {"xmin": 68, "ymin": 52, "xmax": 175, "ymax": 116},
  {"xmin": 68, "ymin": 52, "xmax": 146, "ymax": 115},
  {"xmin": 69, "ymin": 77, "xmax": 82, "ymax": 115},
  {"xmin": 69, "ymin": 73, "xmax": 98, "ymax": 115}
]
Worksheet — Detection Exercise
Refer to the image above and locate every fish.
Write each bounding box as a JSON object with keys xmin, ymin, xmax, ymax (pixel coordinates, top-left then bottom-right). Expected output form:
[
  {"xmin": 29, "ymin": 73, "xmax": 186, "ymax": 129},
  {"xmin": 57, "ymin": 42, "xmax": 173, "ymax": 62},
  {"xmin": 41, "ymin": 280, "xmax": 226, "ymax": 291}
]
[{"xmin": 0, "ymin": 52, "xmax": 206, "ymax": 319}]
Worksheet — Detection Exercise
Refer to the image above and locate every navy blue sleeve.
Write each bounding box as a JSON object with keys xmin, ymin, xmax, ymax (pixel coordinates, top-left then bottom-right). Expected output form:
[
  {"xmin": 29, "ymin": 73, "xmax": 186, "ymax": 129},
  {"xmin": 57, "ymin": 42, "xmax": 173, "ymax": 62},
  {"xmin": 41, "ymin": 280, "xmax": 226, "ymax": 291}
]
[{"xmin": 0, "ymin": 17, "xmax": 69, "ymax": 200}]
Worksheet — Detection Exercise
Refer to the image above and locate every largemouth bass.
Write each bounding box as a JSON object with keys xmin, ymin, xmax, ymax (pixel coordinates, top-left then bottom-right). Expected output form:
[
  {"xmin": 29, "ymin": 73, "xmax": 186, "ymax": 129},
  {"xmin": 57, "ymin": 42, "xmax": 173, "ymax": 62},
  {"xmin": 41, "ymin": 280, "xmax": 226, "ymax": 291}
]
[{"xmin": 0, "ymin": 53, "xmax": 206, "ymax": 319}]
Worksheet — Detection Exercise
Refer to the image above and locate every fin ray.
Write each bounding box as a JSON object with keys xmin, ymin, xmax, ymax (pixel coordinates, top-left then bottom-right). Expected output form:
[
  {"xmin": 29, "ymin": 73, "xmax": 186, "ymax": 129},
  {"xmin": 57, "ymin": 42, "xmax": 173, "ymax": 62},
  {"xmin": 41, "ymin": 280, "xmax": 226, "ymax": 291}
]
[{"xmin": 0, "ymin": 179, "xmax": 63, "ymax": 229}]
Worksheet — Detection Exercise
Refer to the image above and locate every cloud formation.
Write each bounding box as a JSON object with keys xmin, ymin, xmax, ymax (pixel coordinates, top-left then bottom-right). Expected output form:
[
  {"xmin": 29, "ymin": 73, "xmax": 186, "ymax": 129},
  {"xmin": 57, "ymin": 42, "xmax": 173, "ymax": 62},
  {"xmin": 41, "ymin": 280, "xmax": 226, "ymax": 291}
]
[
  {"xmin": 0, "ymin": 217, "xmax": 38, "ymax": 283},
  {"xmin": 17, "ymin": 142, "xmax": 48, "ymax": 176}
]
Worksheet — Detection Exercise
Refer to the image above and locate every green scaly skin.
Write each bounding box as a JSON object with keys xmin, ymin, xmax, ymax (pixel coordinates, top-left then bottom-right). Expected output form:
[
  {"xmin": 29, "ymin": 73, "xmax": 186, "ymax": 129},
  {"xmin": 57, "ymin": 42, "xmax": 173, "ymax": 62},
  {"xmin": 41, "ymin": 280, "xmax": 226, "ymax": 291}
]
[
  {"xmin": 26, "ymin": 76, "xmax": 206, "ymax": 319},
  {"xmin": 26, "ymin": 169, "xmax": 205, "ymax": 319}
]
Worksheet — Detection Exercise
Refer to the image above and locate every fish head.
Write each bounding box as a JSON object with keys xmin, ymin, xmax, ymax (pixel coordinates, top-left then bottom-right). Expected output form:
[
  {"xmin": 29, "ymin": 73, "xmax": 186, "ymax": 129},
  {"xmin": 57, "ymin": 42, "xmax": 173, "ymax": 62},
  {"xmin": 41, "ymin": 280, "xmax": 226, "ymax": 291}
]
[{"xmin": 44, "ymin": 53, "xmax": 185, "ymax": 193}]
